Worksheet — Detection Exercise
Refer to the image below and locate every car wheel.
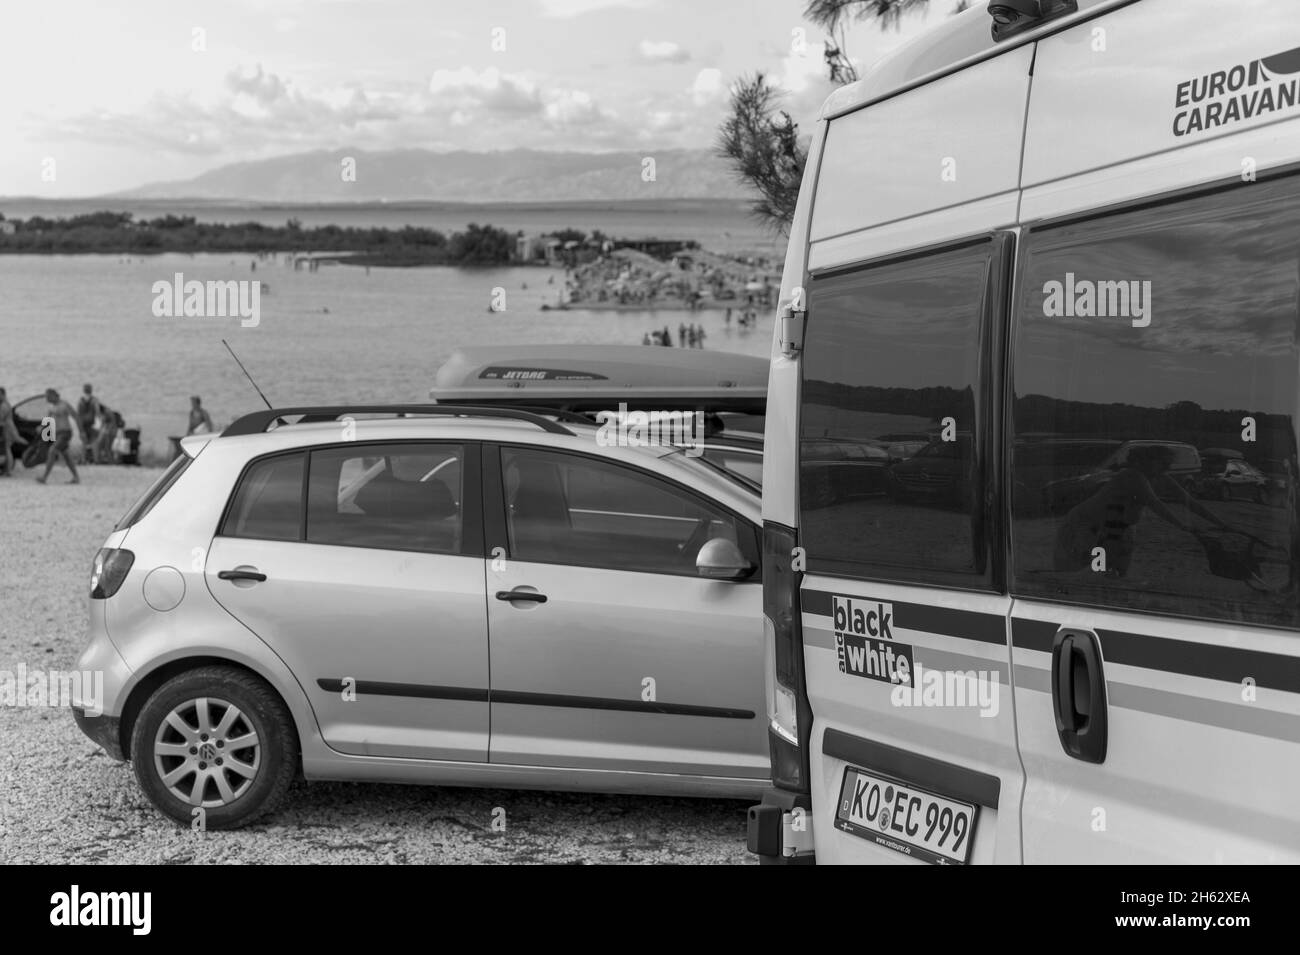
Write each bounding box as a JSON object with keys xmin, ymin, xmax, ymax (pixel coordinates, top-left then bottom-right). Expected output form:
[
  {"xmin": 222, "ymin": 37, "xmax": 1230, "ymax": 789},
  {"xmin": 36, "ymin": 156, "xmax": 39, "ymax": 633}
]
[{"xmin": 131, "ymin": 666, "xmax": 298, "ymax": 829}]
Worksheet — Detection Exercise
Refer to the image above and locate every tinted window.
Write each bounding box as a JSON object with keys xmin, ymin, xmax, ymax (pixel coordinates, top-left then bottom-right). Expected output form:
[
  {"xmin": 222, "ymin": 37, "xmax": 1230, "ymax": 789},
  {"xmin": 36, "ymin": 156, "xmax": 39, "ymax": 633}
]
[
  {"xmin": 222, "ymin": 453, "xmax": 305, "ymax": 541},
  {"xmin": 799, "ymin": 241, "xmax": 996, "ymax": 586},
  {"xmin": 1010, "ymin": 175, "xmax": 1300, "ymax": 629},
  {"xmin": 307, "ymin": 444, "xmax": 463, "ymax": 553},
  {"xmin": 502, "ymin": 447, "xmax": 756, "ymax": 576}
]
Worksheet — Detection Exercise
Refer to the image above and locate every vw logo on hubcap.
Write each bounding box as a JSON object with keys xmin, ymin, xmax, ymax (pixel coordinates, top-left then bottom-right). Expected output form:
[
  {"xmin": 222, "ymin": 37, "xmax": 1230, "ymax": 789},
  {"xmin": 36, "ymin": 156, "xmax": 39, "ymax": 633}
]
[{"xmin": 199, "ymin": 742, "xmax": 217, "ymax": 761}]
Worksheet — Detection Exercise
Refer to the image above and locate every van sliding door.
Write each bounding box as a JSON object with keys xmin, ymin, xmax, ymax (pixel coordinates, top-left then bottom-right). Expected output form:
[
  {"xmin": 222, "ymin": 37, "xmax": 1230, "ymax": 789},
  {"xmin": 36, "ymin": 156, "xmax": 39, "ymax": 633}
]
[{"xmin": 1008, "ymin": 172, "xmax": 1300, "ymax": 863}]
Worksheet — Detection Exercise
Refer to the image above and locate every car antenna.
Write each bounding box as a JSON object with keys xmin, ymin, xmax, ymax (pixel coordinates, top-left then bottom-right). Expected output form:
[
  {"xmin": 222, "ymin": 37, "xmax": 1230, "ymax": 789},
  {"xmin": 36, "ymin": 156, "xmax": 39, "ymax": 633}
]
[{"xmin": 222, "ymin": 339, "xmax": 274, "ymax": 410}]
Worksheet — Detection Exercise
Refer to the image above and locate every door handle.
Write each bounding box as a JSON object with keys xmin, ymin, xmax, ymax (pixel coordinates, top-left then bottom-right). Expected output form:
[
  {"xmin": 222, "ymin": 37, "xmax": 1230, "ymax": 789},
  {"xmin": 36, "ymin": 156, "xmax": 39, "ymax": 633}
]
[
  {"xmin": 495, "ymin": 589, "xmax": 547, "ymax": 604},
  {"xmin": 1051, "ymin": 628, "xmax": 1108, "ymax": 764},
  {"xmin": 218, "ymin": 569, "xmax": 268, "ymax": 582}
]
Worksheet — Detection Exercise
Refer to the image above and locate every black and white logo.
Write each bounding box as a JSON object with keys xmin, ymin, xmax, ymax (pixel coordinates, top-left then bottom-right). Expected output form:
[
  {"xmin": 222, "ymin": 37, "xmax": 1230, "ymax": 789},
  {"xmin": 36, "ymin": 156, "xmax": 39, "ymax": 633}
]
[{"xmin": 833, "ymin": 595, "xmax": 913, "ymax": 687}]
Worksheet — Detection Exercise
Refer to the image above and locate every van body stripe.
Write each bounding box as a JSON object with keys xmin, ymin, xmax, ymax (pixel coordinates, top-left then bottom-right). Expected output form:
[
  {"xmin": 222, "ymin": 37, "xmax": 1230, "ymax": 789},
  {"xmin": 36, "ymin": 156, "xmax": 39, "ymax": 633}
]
[
  {"xmin": 802, "ymin": 589, "xmax": 1006, "ymax": 644},
  {"xmin": 1011, "ymin": 621, "xmax": 1300, "ymax": 694}
]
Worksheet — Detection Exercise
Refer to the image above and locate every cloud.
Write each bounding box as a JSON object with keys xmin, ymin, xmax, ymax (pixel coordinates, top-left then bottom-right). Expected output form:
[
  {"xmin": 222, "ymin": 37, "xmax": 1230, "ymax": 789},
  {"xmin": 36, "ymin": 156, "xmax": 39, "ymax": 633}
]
[
  {"xmin": 689, "ymin": 68, "xmax": 724, "ymax": 106},
  {"xmin": 428, "ymin": 66, "xmax": 541, "ymax": 115},
  {"xmin": 34, "ymin": 61, "xmax": 667, "ymax": 163},
  {"xmin": 638, "ymin": 40, "xmax": 689, "ymax": 64},
  {"xmin": 543, "ymin": 88, "xmax": 609, "ymax": 127},
  {"xmin": 772, "ymin": 43, "xmax": 839, "ymax": 121},
  {"xmin": 227, "ymin": 64, "xmax": 290, "ymax": 106},
  {"xmin": 537, "ymin": 0, "xmax": 653, "ymax": 16}
]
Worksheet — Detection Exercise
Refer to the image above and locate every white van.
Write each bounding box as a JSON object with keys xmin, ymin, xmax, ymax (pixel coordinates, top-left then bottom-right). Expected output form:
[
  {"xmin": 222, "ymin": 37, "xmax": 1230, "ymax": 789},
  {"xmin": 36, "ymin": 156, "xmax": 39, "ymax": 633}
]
[{"xmin": 748, "ymin": 0, "xmax": 1300, "ymax": 864}]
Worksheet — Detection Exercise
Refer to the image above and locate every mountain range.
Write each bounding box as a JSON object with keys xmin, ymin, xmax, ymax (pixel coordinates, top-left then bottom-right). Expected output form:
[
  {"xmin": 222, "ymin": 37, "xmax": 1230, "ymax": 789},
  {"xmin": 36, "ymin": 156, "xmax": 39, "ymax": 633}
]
[{"xmin": 112, "ymin": 148, "xmax": 754, "ymax": 203}]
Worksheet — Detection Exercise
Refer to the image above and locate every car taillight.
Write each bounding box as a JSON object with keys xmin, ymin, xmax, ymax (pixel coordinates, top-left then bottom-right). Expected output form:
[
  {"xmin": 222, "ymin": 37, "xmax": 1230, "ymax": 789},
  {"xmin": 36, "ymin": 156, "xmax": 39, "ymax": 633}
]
[
  {"xmin": 90, "ymin": 548, "xmax": 134, "ymax": 599},
  {"xmin": 763, "ymin": 523, "xmax": 811, "ymax": 793}
]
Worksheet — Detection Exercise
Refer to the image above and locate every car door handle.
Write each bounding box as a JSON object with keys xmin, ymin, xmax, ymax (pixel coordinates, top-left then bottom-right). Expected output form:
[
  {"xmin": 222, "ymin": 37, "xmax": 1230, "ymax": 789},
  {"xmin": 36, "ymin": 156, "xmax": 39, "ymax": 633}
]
[
  {"xmin": 495, "ymin": 589, "xmax": 547, "ymax": 603},
  {"xmin": 1051, "ymin": 628, "xmax": 1108, "ymax": 764},
  {"xmin": 218, "ymin": 569, "xmax": 268, "ymax": 582}
]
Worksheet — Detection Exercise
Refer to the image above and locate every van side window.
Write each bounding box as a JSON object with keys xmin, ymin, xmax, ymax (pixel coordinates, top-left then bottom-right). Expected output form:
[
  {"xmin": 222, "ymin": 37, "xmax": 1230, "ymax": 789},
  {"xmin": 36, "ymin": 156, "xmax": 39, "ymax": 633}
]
[
  {"xmin": 1010, "ymin": 174, "xmax": 1300, "ymax": 629},
  {"xmin": 799, "ymin": 241, "xmax": 997, "ymax": 587},
  {"xmin": 221, "ymin": 452, "xmax": 305, "ymax": 542},
  {"xmin": 307, "ymin": 444, "xmax": 463, "ymax": 554}
]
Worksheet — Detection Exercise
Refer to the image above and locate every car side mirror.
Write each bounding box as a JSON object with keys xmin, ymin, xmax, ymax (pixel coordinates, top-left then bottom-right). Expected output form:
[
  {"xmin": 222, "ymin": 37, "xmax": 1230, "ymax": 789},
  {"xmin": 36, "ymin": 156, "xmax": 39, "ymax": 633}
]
[{"xmin": 696, "ymin": 537, "xmax": 753, "ymax": 580}]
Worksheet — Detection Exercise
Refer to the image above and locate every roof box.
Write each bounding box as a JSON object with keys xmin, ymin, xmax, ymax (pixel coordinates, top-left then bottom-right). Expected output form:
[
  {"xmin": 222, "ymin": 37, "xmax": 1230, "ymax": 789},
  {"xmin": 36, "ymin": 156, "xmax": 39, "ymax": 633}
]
[{"xmin": 430, "ymin": 345, "xmax": 768, "ymax": 414}]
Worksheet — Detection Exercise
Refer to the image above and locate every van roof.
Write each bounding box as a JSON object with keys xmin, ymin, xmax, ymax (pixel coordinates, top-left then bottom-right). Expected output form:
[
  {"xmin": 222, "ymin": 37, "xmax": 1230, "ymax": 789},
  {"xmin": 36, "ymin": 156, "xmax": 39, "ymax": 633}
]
[
  {"xmin": 430, "ymin": 344, "xmax": 767, "ymax": 413},
  {"xmin": 821, "ymin": 0, "xmax": 1130, "ymax": 120}
]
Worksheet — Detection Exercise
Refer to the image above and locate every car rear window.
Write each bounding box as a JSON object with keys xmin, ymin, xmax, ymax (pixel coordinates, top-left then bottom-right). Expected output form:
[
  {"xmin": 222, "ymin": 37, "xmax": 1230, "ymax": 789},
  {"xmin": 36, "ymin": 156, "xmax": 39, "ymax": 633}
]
[
  {"xmin": 220, "ymin": 452, "xmax": 306, "ymax": 542},
  {"xmin": 799, "ymin": 240, "xmax": 999, "ymax": 588},
  {"xmin": 115, "ymin": 455, "xmax": 191, "ymax": 530}
]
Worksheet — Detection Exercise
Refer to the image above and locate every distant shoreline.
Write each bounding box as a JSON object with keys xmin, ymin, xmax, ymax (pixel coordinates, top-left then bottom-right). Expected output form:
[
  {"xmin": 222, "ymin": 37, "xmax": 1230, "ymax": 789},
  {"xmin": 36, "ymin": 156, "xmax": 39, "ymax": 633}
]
[{"xmin": 0, "ymin": 213, "xmax": 553, "ymax": 267}]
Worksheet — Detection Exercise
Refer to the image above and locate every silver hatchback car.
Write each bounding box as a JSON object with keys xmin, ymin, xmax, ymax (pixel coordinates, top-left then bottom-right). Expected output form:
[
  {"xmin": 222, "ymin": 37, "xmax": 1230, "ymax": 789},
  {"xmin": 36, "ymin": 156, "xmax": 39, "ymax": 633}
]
[{"xmin": 73, "ymin": 405, "xmax": 768, "ymax": 828}]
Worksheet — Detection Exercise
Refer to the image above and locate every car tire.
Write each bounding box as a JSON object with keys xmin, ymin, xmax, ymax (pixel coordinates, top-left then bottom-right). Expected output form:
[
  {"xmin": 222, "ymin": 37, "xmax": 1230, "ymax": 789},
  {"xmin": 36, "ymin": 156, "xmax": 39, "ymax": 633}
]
[{"xmin": 131, "ymin": 666, "xmax": 298, "ymax": 830}]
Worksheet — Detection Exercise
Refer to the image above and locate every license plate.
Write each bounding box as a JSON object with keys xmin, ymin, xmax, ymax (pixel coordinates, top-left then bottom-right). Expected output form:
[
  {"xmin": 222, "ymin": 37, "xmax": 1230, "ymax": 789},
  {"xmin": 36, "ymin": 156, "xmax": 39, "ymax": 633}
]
[{"xmin": 834, "ymin": 767, "xmax": 978, "ymax": 865}]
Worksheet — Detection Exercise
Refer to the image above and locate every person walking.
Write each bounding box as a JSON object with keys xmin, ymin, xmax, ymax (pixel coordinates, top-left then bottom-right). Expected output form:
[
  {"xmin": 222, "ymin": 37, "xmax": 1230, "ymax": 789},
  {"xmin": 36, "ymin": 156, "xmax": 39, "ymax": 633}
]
[
  {"xmin": 0, "ymin": 387, "xmax": 18, "ymax": 477},
  {"xmin": 77, "ymin": 383, "xmax": 102, "ymax": 464},
  {"xmin": 36, "ymin": 388, "xmax": 82, "ymax": 484},
  {"xmin": 187, "ymin": 396, "xmax": 214, "ymax": 435}
]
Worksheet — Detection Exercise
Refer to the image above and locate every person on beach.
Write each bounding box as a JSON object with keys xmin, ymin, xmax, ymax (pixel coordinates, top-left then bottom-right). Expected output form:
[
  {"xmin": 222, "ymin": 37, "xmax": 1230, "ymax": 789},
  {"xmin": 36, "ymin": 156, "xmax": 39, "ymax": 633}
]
[
  {"xmin": 725, "ymin": 307, "xmax": 732, "ymax": 325},
  {"xmin": 696, "ymin": 324, "xmax": 707, "ymax": 349},
  {"xmin": 660, "ymin": 325, "xmax": 673, "ymax": 347},
  {"xmin": 94, "ymin": 405, "xmax": 121, "ymax": 464},
  {"xmin": 36, "ymin": 389, "xmax": 82, "ymax": 485},
  {"xmin": 0, "ymin": 387, "xmax": 18, "ymax": 477},
  {"xmin": 678, "ymin": 323, "xmax": 687, "ymax": 347},
  {"xmin": 187, "ymin": 396, "xmax": 215, "ymax": 435},
  {"xmin": 642, "ymin": 333, "xmax": 652, "ymax": 346},
  {"xmin": 77, "ymin": 384, "xmax": 102, "ymax": 463}
]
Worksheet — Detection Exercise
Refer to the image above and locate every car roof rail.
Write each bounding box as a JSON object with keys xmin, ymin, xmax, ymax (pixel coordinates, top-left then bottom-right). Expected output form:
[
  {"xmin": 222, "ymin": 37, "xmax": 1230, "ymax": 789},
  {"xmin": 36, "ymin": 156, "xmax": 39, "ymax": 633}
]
[
  {"xmin": 484, "ymin": 404, "xmax": 598, "ymax": 427},
  {"xmin": 222, "ymin": 404, "xmax": 576, "ymax": 437}
]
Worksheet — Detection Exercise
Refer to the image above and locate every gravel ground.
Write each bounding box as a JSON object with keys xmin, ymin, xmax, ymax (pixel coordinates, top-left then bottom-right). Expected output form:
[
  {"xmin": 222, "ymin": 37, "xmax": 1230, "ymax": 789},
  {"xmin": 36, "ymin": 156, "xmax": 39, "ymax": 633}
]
[{"xmin": 0, "ymin": 465, "xmax": 753, "ymax": 864}]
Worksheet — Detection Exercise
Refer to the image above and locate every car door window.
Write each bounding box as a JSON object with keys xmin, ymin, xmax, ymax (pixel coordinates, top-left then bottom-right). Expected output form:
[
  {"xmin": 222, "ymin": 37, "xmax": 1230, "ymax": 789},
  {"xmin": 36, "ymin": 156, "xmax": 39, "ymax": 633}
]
[
  {"xmin": 307, "ymin": 443, "xmax": 463, "ymax": 553},
  {"xmin": 500, "ymin": 446, "xmax": 754, "ymax": 575},
  {"xmin": 221, "ymin": 452, "xmax": 305, "ymax": 541}
]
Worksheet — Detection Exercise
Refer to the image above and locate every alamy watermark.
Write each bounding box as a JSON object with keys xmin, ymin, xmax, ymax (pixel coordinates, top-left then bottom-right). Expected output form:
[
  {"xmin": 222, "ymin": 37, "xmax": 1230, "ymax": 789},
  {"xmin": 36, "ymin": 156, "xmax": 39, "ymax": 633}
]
[
  {"xmin": 50, "ymin": 886, "xmax": 151, "ymax": 935},
  {"xmin": 1043, "ymin": 272, "xmax": 1152, "ymax": 328},
  {"xmin": 594, "ymin": 402, "xmax": 705, "ymax": 457},
  {"xmin": 151, "ymin": 273, "xmax": 260, "ymax": 327},
  {"xmin": 890, "ymin": 661, "xmax": 1000, "ymax": 719},
  {"xmin": 0, "ymin": 664, "xmax": 103, "ymax": 715}
]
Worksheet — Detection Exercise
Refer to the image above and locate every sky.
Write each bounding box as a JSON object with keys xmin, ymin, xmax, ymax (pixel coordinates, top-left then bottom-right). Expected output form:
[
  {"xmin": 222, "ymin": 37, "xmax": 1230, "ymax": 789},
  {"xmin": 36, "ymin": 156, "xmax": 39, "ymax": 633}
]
[{"xmin": 0, "ymin": 0, "xmax": 972, "ymax": 197}]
